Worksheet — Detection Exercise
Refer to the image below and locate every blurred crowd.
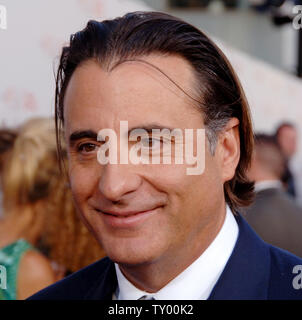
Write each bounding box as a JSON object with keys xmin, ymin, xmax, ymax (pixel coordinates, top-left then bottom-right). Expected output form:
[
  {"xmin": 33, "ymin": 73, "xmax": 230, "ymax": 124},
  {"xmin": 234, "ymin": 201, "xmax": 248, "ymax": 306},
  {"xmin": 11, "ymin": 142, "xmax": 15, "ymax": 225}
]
[
  {"xmin": 0, "ymin": 118, "xmax": 106, "ymax": 300},
  {"xmin": 0, "ymin": 117, "xmax": 301, "ymax": 299},
  {"xmin": 243, "ymin": 122, "xmax": 302, "ymax": 257}
]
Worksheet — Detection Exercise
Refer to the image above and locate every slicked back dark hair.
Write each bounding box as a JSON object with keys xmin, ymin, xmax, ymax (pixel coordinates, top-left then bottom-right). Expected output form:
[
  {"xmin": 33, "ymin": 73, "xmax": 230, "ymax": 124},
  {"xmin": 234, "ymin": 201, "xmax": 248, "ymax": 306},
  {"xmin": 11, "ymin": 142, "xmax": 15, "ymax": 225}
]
[{"xmin": 55, "ymin": 11, "xmax": 254, "ymax": 212}]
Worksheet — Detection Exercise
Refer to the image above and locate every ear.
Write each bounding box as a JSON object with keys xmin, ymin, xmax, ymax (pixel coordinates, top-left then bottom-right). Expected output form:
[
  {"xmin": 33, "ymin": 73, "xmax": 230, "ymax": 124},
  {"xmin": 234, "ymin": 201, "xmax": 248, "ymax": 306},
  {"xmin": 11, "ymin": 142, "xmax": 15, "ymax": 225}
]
[{"xmin": 217, "ymin": 118, "xmax": 240, "ymax": 183}]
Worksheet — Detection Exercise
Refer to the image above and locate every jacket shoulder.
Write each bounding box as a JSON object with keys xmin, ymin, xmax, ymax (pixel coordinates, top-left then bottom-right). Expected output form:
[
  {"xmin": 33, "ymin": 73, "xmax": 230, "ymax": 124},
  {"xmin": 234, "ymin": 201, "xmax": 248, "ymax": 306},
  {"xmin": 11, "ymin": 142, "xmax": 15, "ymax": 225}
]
[
  {"xmin": 268, "ymin": 245, "xmax": 302, "ymax": 299},
  {"xmin": 27, "ymin": 257, "xmax": 113, "ymax": 300}
]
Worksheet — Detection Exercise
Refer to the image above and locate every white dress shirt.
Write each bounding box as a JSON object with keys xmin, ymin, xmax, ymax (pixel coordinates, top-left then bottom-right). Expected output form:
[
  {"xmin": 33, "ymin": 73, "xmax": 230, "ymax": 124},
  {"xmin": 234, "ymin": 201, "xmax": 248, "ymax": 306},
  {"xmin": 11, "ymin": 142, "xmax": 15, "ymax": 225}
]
[{"xmin": 114, "ymin": 205, "xmax": 239, "ymax": 300}]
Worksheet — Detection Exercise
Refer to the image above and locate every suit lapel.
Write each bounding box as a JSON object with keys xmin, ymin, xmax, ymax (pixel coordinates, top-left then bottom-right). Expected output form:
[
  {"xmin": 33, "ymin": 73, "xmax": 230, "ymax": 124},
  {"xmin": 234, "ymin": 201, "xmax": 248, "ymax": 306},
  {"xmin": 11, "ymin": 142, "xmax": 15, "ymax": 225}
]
[
  {"xmin": 83, "ymin": 214, "xmax": 271, "ymax": 300},
  {"xmin": 208, "ymin": 214, "xmax": 271, "ymax": 300},
  {"xmin": 84, "ymin": 258, "xmax": 117, "ymax": 300}
]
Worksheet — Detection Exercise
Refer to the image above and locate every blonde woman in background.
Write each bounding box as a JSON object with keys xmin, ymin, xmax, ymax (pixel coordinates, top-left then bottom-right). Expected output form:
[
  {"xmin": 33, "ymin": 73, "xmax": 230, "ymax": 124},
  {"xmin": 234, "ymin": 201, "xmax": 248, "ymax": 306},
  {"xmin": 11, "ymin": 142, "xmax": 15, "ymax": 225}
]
[
  {"xmin": 0, "ymin": 118, "xmax": 105, "ymax": 300},
  {"xmin": 0, "ymin": 129, "xmax": 17, "ymax": 218}
]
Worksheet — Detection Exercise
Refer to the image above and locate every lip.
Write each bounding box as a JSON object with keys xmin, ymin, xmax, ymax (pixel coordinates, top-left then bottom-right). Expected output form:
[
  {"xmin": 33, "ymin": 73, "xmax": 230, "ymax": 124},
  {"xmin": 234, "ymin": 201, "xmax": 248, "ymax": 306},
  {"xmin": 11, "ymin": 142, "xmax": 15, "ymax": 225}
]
[{"xmin": 96, "ymin": 207, "xmax": 161, "ymax": 228}]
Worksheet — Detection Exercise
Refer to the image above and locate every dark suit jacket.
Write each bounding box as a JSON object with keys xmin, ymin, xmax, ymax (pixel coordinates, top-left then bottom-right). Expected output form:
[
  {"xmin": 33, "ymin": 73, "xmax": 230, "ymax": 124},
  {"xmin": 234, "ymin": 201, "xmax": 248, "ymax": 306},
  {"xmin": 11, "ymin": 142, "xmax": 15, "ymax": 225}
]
[
  {"xmin": 28, "ymin": 214, "xmax": 302, "ymax": 300},
  {"xmin": 282, "ymin": 164, "xmax": 296, "ymax": 198},
  {"xmin": 243, "ymin": 187, "xmax": 302, "ymax": 258}
]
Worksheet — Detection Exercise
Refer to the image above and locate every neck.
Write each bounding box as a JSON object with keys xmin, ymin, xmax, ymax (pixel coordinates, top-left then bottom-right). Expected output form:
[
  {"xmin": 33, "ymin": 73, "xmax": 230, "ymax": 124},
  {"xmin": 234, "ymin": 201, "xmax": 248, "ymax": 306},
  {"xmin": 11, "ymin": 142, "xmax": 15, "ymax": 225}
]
[{"xmin": 253, "ymin": 171, "xmax": 278, "ymax": 182}]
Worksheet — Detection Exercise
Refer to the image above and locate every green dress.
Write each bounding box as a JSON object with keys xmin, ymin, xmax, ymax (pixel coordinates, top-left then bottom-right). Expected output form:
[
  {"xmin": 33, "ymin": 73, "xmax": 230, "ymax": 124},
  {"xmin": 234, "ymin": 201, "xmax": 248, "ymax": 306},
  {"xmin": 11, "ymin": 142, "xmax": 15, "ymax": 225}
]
[{"xmin": 0, "ymin": 239, "xmax": 33, "ymax": 300}]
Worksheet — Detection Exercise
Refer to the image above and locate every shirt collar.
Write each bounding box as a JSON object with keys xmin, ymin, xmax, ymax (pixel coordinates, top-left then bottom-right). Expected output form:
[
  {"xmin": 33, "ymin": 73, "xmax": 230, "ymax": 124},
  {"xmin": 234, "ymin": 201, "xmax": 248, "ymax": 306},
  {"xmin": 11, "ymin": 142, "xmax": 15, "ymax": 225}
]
[
  {"xmin": 114, "ymin": 205, "xmax": 238, "ymax": 300},
  {"xmin": 254, "ymin": 180, "xmax": 282, "ymax": 193}
]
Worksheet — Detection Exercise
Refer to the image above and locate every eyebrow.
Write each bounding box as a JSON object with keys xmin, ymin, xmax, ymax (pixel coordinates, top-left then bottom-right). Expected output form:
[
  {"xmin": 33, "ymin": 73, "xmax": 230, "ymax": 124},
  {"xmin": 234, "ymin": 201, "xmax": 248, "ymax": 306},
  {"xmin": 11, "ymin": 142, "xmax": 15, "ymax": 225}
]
[
  {"xmin": 69, "ymin": 130, "xmax": 97, "ymax": 146},
  {"xmin": 69, "ymin": 125, "xmax": 179, "ymax": 145},
  {"xmin": 128, "ymin": 124, "xmax": 176, "ymax": 133}
]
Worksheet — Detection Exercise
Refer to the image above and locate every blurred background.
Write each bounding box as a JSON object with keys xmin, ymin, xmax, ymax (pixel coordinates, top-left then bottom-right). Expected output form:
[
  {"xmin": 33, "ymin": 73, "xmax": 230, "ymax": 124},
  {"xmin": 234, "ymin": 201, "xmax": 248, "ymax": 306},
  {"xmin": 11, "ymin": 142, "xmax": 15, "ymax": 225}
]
[{"xmin": 0, "ymin": 0, "xmax": 302, "ymax": 299}]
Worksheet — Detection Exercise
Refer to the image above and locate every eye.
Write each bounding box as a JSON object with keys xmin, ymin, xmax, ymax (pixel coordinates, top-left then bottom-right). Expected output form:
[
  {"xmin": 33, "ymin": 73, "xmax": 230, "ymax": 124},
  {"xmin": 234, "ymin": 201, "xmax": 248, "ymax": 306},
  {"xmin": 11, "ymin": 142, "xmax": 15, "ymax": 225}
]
[
  {"xmin": 77, "ymin": 143, "xmax": 98, "ymax": 154},
  {"xmin": 140, "ymin": 137, "xmax": 161, "ymax": 150}
]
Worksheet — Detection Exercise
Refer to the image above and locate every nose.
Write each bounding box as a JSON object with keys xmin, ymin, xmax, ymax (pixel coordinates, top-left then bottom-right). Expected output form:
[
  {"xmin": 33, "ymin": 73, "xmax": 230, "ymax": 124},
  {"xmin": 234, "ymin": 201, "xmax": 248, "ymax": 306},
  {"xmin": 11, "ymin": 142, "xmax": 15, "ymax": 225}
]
[{"xmin": 98, "ymin": 164, "xmax": 142, "ymax": 203}]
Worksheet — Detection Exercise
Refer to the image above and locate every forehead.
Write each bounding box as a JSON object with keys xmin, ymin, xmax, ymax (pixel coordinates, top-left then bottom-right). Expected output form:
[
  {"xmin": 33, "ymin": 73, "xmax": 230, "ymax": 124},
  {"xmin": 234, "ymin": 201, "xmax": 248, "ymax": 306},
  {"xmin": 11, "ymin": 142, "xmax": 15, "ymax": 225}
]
[
  {"xmin": 110, "ymin": 54, "xmax": 197, "ymax": 97},
  {"xmin": 63, "ymin": 54, "xmax": 202, "ymax": 131}
]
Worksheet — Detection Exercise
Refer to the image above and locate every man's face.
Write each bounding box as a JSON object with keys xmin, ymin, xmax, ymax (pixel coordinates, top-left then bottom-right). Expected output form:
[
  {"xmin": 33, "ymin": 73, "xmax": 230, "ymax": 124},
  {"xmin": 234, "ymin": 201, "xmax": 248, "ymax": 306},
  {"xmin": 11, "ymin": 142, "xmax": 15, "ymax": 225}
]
[
  {"xmin": 277, "ymin": 126, "xmax": 297, "ymax": 159},
  {"xmin": 64, "ymin": 55, "xmax": 230, "ymax": 268}
]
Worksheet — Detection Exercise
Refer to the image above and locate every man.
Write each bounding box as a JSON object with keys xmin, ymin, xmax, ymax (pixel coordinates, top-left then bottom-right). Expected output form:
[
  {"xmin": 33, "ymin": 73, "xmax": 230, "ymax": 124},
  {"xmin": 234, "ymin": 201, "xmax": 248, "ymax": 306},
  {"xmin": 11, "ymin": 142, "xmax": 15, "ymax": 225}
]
[
  {"xmin": 243, "ymin": 134, "xmax": 302, "ymax": 257},
  {"xmin": 275, "ymin": 122, "xmax": 298, "ymax": 198},
  {"xmin": 29, "ymin": 11, "xmax": 302, "ymax": 300}
]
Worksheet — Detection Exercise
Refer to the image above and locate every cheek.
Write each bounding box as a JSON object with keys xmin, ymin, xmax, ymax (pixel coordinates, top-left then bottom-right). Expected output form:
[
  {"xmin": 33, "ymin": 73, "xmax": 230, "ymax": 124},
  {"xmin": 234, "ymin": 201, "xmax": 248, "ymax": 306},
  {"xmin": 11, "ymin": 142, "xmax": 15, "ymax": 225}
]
[
  {"xmin": 146, "ymin": 164, "xmax": 207, "ymax": 213},
  {"xmin": 149, "ymin": 149, "xmax": 219, "ymax": 192},
  {"xmin": 144, "ymin": 165, "xmax": 192, "ymax": 208},
  {"xmin": 168, "ymin": 159, "xmax": 222, "ymax": 213},
  {"xmin": 68, "ymin": 162, "xmax": 100, "ymax": 203}
]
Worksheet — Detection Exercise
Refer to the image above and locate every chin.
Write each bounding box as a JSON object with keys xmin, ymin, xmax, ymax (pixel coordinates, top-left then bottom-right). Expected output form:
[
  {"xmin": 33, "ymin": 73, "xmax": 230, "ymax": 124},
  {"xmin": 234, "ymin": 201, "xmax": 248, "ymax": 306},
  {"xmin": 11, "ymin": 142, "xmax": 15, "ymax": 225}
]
[
  {"xmin": 110, "ymin": 254, "xmax": 150, "ymax": 267},
  {"xmin": 101, "ymin": 237, "xmax": 163, "ymax": 267},
  {"xmin": 105, "ymin": 249, "xmax": 153, "ymax": 267}
]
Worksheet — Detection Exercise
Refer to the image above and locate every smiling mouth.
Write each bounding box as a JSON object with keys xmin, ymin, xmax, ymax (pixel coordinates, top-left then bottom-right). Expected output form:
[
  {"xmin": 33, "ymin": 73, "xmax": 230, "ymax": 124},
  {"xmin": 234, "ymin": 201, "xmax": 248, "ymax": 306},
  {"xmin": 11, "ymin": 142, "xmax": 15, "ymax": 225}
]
[
  {"xmin": 96, "ymin": 209, "xmax": 152, "ymax": 218},
  {"xmin": 95, "ymin": 207, "xmax": 162, "ymax": 228}
]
